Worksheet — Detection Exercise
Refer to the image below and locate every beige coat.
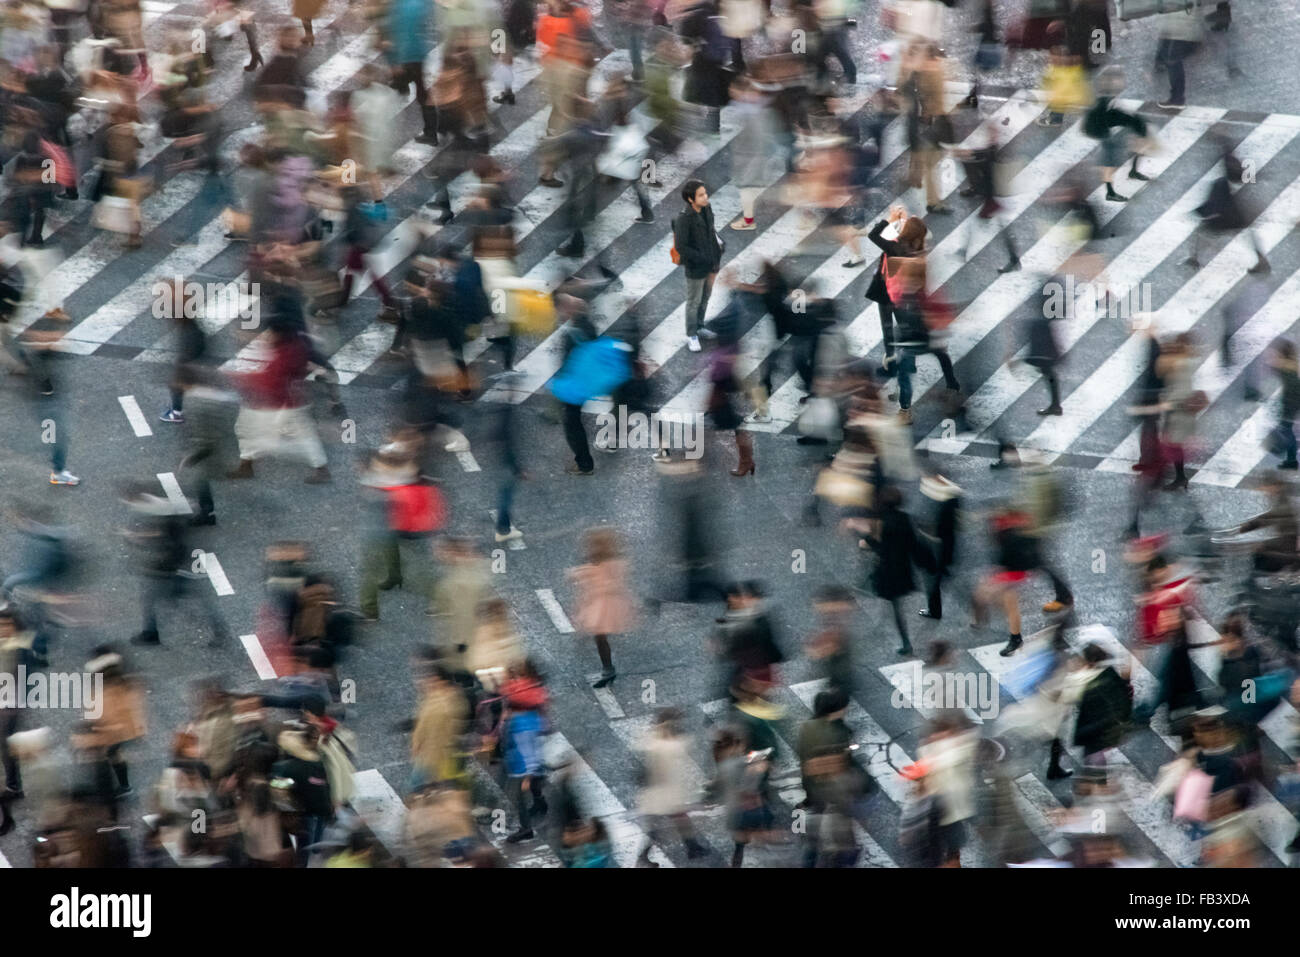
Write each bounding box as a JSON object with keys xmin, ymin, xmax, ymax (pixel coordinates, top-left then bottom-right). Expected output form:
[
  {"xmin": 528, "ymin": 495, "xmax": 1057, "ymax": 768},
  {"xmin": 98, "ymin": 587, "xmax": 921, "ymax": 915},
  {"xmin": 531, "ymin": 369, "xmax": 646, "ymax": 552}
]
[
  {"xmin": 411, "ymin": 683, "xmax": 466, "ymax": 783},
  {"xmin": 636, "ymin": 729, "xmax": 694, "ymax": 816},
  {"xmin": 86, "ymin": 678, "xmax": 147, "ymax": 748},
  {"xmin": 570, "ymin": 559, "xmax": 637, "ymax": 637},
  {"xmin": 466, "ymin": 619, "xmax": 524, "ymax": 685},
  {"xmin": 918, "ymin": 729, "xmax": 977, "ymax": 826},
  {"xmin": 431, "ymin": 560, "xmax": 493, "ymax": 672}
]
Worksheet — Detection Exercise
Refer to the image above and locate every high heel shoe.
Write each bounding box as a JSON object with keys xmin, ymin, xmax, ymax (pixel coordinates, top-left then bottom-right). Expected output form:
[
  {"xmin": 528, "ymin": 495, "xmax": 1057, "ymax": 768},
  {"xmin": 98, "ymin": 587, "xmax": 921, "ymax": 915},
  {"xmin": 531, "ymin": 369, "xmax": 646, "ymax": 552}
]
[
  {"xmin": 730, "ymin": 463, "xmax": 756, "ymax": 477},
  {"xmin": 244, "ymin": 53, "xmax": 264, "ymax": 72}
]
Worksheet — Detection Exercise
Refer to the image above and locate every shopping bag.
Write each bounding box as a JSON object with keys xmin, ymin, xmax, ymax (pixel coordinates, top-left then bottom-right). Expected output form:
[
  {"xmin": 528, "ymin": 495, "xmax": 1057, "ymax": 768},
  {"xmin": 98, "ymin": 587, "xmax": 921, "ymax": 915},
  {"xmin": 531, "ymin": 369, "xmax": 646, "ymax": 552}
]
[
  {"xmin": 596, "ymin": 125, "xmax": 649, "ymax": 182},
  {"xmin": 512, "ymin": 287, "xmax": 556, "ymax": 336},
  {"xmin": 814, "ymin": 466, "xmax": 872, "ymax": 507},
  {"xmin": 1152, "ymin": 755, "xmax": 1194, "ymax": 800},
  {"xmin": 550, "ymin": 336, "xmax": 633, "ymax": 405},
  {"xmin": 1003, "ymin": 648, "xmax": 1056, "ymax": 700},
  {"xmin": 91, "ymin": 195, "xmax": 136, "ymax": 233},
  {"xmin": 797, "ymin": 396, "xmax": 840, "ymax": 440},
  {"xmin": 1172, "ymin": 767, "xmax": 1213, "ymax": 822},
  {"xmin": 220, "ymin": 207, "xmax": 251, "ymax": 236}
]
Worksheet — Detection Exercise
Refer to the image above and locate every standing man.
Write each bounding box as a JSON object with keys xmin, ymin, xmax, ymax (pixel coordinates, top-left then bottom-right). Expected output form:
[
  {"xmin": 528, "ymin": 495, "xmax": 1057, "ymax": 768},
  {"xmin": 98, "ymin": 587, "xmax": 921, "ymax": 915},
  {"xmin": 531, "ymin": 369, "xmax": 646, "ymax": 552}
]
[
  {"xmin": 384, "ymin": 0, "xmax": 437, "ymax": 144},
  {"xmin": 1154, "ymin": 0, "xmax": 1204, "ymax": 111},
  {"xmin": 672, "ymin": 180, "xmax": 722, "ymax": 353}
]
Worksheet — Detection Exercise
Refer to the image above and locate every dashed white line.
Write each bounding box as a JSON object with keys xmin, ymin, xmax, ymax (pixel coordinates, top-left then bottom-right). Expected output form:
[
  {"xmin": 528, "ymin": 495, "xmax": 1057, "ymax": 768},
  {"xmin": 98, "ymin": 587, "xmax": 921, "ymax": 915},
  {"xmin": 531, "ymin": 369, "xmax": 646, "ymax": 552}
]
[
  {"xmin": 240, "ymin": 634, "xmax": 277, "ymax": 679},
  {"xmin": 592, "ymin": 685, "xmax": 625, "ymax": 720},
  {"xmin": 456, "ymin": 451, "xmax": 481, "ymax": 472},
  {"xmin": 156, "ymin": 472, "xmax": 193, "ymax": 513},
  {"xmin": 203, "ymin": 552, "xmax": 233, "ymax": 596},
  {"xmin": 118, "ymin": 395, "xmax": 152, "ymax": 437},
  {"xmin": 535, "ymin": 588, "xmax": 574, "ymax": 633}
]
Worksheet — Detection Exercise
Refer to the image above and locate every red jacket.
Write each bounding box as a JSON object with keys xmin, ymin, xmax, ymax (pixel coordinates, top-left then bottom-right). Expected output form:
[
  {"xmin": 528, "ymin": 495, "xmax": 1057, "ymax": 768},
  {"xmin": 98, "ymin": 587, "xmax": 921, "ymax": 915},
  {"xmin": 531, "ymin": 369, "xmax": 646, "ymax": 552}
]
[
  {"xmin": 239, "ymin": 336, "xmax": 310, "ymax": 409},
  {"xmin": 1137, "ymin": 575, "xmax": 1193, "ymax": 645},
  {"xmin": 383, "ymin": 482, "xmax": 446, "ymax": 534}
]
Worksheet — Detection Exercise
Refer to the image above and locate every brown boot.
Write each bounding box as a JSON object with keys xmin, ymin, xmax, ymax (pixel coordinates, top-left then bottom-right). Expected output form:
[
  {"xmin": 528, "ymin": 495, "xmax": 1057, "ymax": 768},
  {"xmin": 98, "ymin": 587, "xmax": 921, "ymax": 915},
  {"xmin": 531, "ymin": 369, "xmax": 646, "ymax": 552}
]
[
  {"xmin": 730, "ymin": 431, "xmax": 755, "ymax": 477},
  {"xmin": 227, "ymin": 459, "xmax": 254, "ymax": 480}
]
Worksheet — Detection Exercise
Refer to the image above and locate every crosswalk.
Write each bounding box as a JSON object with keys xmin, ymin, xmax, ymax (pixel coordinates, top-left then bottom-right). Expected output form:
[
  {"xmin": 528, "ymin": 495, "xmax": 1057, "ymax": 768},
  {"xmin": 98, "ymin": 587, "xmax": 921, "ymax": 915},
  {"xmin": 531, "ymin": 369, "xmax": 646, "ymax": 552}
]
[
  {"xmin": 33, "ymin": 55, "xmax": 1295, "ymax": 488},
  {"xmin": 25, "ymin": 12, "xmax": 1300, "ymax": 866},
  {"xmin": 335, "ymin": 609, "xmax": 1300, "ymax": 867}
]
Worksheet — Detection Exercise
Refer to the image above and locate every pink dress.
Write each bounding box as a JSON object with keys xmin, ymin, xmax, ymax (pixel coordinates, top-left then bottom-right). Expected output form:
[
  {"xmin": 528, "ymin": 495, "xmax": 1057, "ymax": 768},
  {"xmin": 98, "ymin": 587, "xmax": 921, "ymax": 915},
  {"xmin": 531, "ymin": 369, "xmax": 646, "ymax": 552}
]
[{"xmin": 571, "ymin": 559, "xmax": 637, "ymax": 637}]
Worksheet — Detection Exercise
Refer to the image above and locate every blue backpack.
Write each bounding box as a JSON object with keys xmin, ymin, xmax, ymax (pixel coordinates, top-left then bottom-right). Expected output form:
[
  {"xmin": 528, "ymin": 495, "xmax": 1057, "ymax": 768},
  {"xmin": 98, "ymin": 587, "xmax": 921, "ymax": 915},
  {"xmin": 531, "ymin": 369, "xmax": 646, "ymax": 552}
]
[{"xmin": 550, "ymin": 336, "xmax": 633, "ymax": 406}]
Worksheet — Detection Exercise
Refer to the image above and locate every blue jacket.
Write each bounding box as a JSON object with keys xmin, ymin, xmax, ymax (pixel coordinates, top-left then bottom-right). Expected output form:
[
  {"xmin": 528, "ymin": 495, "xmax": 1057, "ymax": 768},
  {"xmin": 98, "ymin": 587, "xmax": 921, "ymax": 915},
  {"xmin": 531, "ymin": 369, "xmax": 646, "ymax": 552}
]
[{"xmin": 385, "ymin": 0, "xmax": 433, "ymax": 66}]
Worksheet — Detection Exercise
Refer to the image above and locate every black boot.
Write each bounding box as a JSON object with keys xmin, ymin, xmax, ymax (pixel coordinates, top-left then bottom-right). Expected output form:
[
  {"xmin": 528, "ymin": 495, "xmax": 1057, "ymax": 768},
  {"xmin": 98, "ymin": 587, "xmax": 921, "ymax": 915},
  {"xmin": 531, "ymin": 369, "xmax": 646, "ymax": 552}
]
[
  {"xmin": 999, "ymin": 633, "xmax": 1022, "ymax": 657},
  {"xmin": 1046, "ymin": 738, "xmax": 1073, "ymax": 780}
]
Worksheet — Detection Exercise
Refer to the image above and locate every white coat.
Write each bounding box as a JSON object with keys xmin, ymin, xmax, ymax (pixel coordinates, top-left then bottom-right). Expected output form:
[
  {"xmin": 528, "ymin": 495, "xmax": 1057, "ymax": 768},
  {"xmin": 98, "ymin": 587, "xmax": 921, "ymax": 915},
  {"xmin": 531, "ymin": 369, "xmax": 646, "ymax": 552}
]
[{"xmin": 636, "ymin": 729, "xmax": 694, "ymax": 816}]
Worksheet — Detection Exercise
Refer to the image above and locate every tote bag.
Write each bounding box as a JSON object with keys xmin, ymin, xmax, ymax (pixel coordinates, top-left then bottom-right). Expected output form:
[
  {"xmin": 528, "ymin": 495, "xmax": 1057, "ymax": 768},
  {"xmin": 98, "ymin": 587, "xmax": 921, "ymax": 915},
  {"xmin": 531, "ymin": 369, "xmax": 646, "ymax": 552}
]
[{"xmin": 1172, "ymin": 767, "xmax": 1213, "ymax": 822}]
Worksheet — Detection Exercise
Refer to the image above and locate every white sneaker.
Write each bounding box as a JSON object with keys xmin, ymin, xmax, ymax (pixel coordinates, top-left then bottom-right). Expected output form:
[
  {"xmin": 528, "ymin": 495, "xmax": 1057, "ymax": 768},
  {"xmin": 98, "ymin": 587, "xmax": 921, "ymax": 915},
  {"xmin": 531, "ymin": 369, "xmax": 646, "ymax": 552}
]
[
  {"xmin": 444, "ymin": 432, "xmax": 470, "ymax": 453},
  {"xmin": 746, "ymin": 408, "xmax": 772, "ymax": 423},
  {"xmin": 495, "ymin": 527, "xmax": 523, "ymax": 543},
  {"xmin": 687, "ymin": 335, "xmax": 701, "ymax": 352},
  {"xmin": 50, "ymin": 470, "xmax": 80, "ymax": 486}
]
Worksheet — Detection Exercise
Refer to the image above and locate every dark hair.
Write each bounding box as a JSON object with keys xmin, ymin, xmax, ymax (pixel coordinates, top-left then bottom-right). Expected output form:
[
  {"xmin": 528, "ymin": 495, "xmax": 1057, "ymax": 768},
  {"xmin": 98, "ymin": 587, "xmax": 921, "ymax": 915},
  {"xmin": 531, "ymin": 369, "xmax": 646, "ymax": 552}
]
[
  {"xmin": 1081, "ymin": 643, "xmax": 1109, "ymax": 666},
  {"xmin": 682, "ymin": 179, "xmax": 706, "ymax": 205},
  {"xmin": 926, "ymin": 640, "xmax": 952, "ymax": 667},
  {"xmin": 813, "ymin": 688, "xmax": 849, "ymax": 718}
]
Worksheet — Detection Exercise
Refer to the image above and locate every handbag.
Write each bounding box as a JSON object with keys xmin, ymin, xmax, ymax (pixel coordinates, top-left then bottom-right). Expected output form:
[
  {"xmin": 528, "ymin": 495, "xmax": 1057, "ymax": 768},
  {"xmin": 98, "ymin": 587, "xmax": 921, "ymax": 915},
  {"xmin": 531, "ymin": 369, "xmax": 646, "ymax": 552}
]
[
  {"xmin": 814, "ymin": 466, "xmax": 871, "ymax": 507},
  {"xmin": 92, "ymin": 194, "xmax": 136, "ymax": 233},
  {"xmin": 1172, "ymin": 767, "xmax": 1213, "ymax": 822},
  {"xmin": 1153, "ymin": 755, "xmax": 1194, "ymax": 800},
  {"xmin": 596, "ymin": 125, "xmax": 649, "ymax": 182},
  {"xmin": 798, "ymin": 396, "xmax": 841, "ymax": 440}
]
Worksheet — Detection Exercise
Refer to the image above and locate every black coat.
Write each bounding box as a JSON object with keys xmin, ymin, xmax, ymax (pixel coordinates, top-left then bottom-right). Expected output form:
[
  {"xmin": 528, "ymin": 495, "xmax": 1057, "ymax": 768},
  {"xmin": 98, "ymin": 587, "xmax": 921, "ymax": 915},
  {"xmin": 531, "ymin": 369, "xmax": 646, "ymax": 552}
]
[
  {"xmin": 271, "ymin": 752, "xmax": 334, "ymax": 818},
  {"xmin": 672, "ymin": 205, "xmax": 721, "ymax": 279},
  {"xmin": 865, "ymin": 508, "xmax": 932, "ymax": 599},
  {"xmin": 1073, "ymin": 666, "xmax": 1131, "ymax": 753}
]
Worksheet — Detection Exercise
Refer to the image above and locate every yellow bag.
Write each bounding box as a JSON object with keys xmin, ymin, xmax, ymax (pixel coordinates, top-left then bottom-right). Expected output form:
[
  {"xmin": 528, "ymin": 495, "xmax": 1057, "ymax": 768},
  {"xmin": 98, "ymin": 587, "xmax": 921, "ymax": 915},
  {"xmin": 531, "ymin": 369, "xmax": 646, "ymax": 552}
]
[{"xmin": 512, "ymin": 288, "xmax": 556, "ymax": 336}]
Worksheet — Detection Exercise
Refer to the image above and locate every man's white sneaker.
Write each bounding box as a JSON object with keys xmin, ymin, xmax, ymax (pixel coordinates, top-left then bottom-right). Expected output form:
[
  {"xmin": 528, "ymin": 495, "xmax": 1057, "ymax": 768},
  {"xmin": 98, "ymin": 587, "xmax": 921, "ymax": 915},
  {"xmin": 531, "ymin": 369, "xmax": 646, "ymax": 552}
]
[
  {"xmin": 687, "ymin": 336, "xmax": 701, "ymax": 352},
  {"xmin": 444, "ymin": 432, "xmax": 471, "ymax": 453},
  {"xmin": 495, "ymin": 527, "xmax": 523, "ymax": 543},
  {"xmin": 50, "ymin": 470, "xmax": 80, "ymax": 486}
]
